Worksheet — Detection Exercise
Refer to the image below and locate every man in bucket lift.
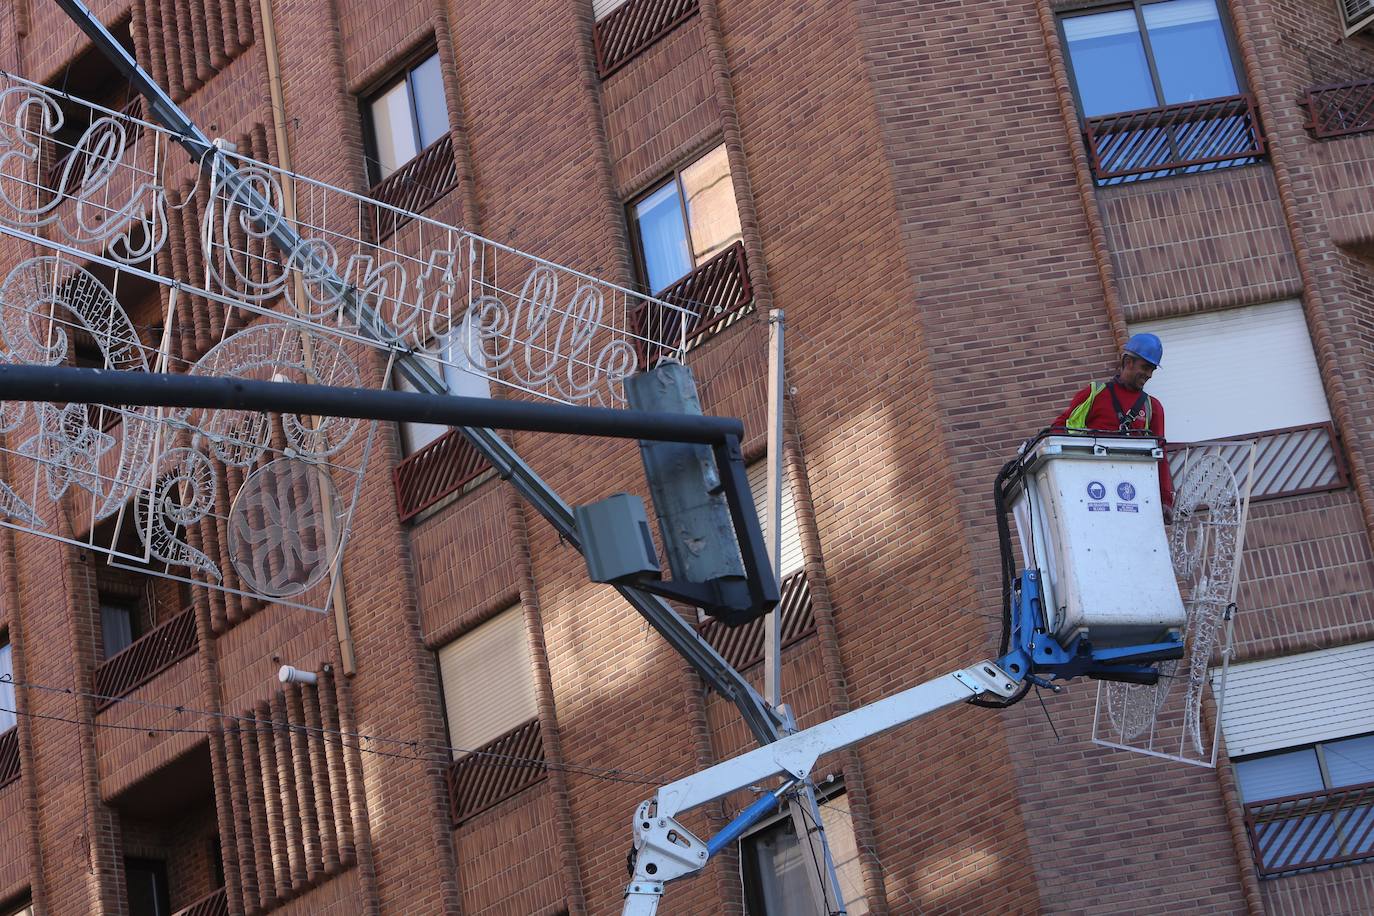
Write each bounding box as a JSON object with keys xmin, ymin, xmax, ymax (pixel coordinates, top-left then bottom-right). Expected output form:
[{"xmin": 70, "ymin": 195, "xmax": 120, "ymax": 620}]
[{"xmin": 1053, "ymin": 332, "xmax": 1175, "ymax": 524}]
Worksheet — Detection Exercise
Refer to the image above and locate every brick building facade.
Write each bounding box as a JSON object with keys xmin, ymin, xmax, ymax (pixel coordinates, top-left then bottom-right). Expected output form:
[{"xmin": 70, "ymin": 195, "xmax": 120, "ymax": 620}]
[{"xmin": 0, "ymin": 0, "xmax": 1372, "ymax": 913}]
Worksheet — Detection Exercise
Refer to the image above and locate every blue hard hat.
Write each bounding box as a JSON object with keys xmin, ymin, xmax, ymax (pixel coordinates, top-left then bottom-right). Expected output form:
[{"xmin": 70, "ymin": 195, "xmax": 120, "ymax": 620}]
[{"xmin": 1124, "ymin": 332, "xmax": 1163, "ymax": 367}]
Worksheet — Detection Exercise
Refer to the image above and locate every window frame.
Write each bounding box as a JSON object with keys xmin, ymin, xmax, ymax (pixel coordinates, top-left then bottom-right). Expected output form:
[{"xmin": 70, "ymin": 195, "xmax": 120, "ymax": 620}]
[
  {"xmin": 360, "ymin": 45, "xmax": 447, "ymax": 188},
  {"xmin": 1057, "ymin": 0, "xmax": 1248, "ymax": 120},
  {"xmin": 1235, "ymin": 732, "xmax": 1374, "ymax": 802},
  {"xmin": 627, "ymin": 143, "xmax": 739, "ymax": 296},
  {"xmin": 737, "ymin": 781, "xmax": 867, "ymax": 916}
]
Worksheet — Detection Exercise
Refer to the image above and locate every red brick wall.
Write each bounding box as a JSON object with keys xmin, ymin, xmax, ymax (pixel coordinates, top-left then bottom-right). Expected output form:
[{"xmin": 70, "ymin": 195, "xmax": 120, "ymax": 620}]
[{"xmin": 1100, "ymin": 167, "xmax": 1301, "ymax": 320}]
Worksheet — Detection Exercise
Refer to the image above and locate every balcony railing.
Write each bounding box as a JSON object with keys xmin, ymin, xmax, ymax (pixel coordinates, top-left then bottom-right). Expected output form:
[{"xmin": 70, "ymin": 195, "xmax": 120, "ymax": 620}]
[
  {"xmin": 0, "ymin": 727, "xmax": 18, "ymax": 790},
  {"xmin": 368, "ymin": 135, "xmax": 459, "ymax": 239},
  {"xmin": 170, "ymin": 887, "xmax": 228, "ymax": 916},
  {"xmin": 634, "ymin": 240, "xmax": 753, "ymax": 366},
  {"xmin": 696, "ymin": 570, "xmax": 814, "ymax": 672},
  {"xmin": 1166, "ymin": 422, "xmax": 1349, "ymax": 503},
  {"xmin": 447, "ymin": 718, "xmax": 546, "ymax": 825},
  {"xmin": 1245, "ymin": 779, "xmax": 1374, "ymax": 877},
  {"xmin": 1305, "ymin": 78, "xmax": 1374, "ymax": 139},
  {"xmin": 47, "ymin": 94, "xmax": 144, "ymax": 198},
  {"xmin": 93, "ymin": 605, "xmax": 198, "ymax": 710},
  {"xmin": 1083, "ymin": 93, "xmax": 1265, "ymax": 183},
  {"xmin": 393, "ymin": 428, "xmax": 493, "ymax": 523},
  {"xmin": 594, "ymin": 0, "xmax": 699, "ymax": 78}
]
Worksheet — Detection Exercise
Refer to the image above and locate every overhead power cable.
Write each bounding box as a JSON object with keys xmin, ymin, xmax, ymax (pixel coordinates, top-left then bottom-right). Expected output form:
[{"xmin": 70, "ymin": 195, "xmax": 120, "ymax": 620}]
[{"xmin": 0, "ymin": 674, "xmax": 670, "ymax": 787}]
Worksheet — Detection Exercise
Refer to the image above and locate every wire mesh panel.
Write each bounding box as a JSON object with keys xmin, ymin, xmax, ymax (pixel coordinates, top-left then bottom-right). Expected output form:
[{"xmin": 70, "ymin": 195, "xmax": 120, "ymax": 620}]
[
  {"xmin": 0, "ymin": 72, "xmax": 692, "ymax": 610},
  {"xmin": 1092, "ymin": 441, "xmax": 1255, "ymax": 767}
]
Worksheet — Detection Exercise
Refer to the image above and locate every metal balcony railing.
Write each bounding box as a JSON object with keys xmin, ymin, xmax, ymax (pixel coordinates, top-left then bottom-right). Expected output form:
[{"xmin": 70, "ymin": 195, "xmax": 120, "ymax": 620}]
[
  {"xmin": 595, "ymin": 0, "xmax": 699, "ymax": 78},
  {"xmin": 93, "ymin": 605, "xmax": 198, "ymax": 710},
  {"xmin": 1083, "ymin": 93, "xmax": 1265, "ymax": 183},
  {"xmin": 1166, "ymin": 422, "xmax": 1349, "ymax": 503},
  {"xmin": 696, "ymin": 570, "xmax": 814, "ymax": 672},
  {"xmin": 0, "ymin": 727, "xmax": 18, "ymax": 790},
  {"xmin": 170, "ymin": 887, "xmax": 228, "ymax": 916},
  {"xmin": 447, "ymin": 718, "xmax": 546, "ymax": 825},
  {"xmin": 1305, "ymin": 78, "xmax": 1374, "ymax": 139},
  {"xmin": 634, "ymin": 240, "xmax": 753, "ymax": 366},
  {"xmin": 1245, "ymin": 779, "xmax": 1374, "ymax": 877},
  {"xmin": 393, "ymin": 428, "xmax": 493, "ymax": 523},
  {"xmin": 369, "ymin": 134, "xmax": 459, "ymax": 239}
]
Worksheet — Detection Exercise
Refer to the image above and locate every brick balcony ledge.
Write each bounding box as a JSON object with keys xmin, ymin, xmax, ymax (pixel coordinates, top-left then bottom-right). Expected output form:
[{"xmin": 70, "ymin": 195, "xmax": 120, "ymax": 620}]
[{"xmin": 93, "ymin": 604, "xmax": 198, "ymax": 710}]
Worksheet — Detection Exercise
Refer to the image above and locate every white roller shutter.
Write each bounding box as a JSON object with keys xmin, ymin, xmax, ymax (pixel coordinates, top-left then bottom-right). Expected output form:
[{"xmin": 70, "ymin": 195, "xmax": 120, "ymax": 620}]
[
  {"xmin": 748, "ymin": 459, "xmax": 804, "ymax": 579},
  {"xmin": 593, "ymin": 0, "xmax": 630, "ymax": 19},
  {"xmin": 1130, "ymin": 300, "xmax": 1330, "ymax": 442},
  {"xmin": 437, "ymin": 606, "xmax": 537, "ymax": 757},
  {"xmin": 1213, "ymin": 642, "xmax": 1374, "ymax": 757}
]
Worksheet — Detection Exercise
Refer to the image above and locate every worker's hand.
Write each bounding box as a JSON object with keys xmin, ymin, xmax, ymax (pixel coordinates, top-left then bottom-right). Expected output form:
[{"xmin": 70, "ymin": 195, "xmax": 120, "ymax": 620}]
[{"xmin": 1163, "ymin": 506, "xmax": 1174, "ymax": 526}]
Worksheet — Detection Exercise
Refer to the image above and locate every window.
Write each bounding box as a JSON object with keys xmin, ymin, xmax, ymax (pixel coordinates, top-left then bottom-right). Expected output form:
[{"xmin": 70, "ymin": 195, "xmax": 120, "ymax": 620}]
[
  {"xmin": 124, "ymin": 857, "xmax": 171, "ymax": 916},
  {"xmin": 396, "ymin": 315, "xmax": 491, "ymax": 456},
  {"xmin": 1060, "ymin": 0, "xmax": 1261, "ymax": 181},
  {"xmin": 740, "ymin": 786, "xmax": 868, "ymax": 915},
  {"xmin": 364, "ymin": 52, "xmax": 448, "ymax": 185},
  {"xmin": 100, "ymin": 596, "xmax": 142, "ymax": 662},
  {"xmin": 1133, "ymin": 301, "xmax": 1346, "ymax": 500},
  {"xmin": 1130, "ymin": 301, "xmax": 1328, "ymax": 443},
  {"xmin": 1217, "ymin": 642, "xmax": 1374, "ymax": 875},
  {"xmin": 0, "ymin": 636, "xmax": 14, "ymax": 734},
  {"xmin": 630, "ymin": 145, "xmax": 742, "ymax": 294},
  {"xmin": 748, "ymin": 459, "xmax": 804, "ymax": 581},
  {"xmin": 436, "ymin": 605, "xmax": 537, "ymax": 756},
  {"xmin": 1062, "ymin": 0, "xmax": 1240, "ymax": 117},
  {"xmin": 1, "ymin": 897, "xmax": 32, "ymax": 916}
]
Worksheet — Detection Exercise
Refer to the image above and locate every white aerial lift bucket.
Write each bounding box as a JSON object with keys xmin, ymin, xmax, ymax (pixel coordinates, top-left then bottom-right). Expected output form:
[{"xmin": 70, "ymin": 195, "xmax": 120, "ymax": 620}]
[{"xmin": 1008, "ymin": 435, "xmax": 1185, "ymax": 648}]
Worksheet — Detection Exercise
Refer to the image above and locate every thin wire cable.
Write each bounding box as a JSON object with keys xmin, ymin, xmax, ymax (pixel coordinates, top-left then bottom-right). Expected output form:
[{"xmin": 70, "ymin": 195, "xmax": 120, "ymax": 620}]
[
  {"xmin": 792, "ymin": 791, "xmax": 845, "ymax": 916},
  {"xmin": 0, "ymin": 673, "xmax": 668, "ymax": 787}
]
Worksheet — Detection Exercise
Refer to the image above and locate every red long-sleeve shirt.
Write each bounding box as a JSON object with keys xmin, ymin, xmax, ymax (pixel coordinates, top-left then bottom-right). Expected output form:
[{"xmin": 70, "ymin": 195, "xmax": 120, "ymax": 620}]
[{"xmin": 1053, "ymin": 381, "xmax": 1174, "ymax": 509}]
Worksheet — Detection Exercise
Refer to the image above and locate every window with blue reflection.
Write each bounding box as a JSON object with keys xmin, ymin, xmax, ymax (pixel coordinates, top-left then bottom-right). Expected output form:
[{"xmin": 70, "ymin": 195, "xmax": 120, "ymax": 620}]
[
  {"xmin": 1062, "ymin": 0, "xmax": 1241, "ymax": 117},
  {"xmin": 1064, "ymin": 9, "xmax": 1157, "ymax": 116},
  {"xmin": 1143, "ymin": 0, "xmax": 1238, "ymax": 103},
  {"xmin": 632, "ymin": 182, "xmax": 693, "ymax": 294}
]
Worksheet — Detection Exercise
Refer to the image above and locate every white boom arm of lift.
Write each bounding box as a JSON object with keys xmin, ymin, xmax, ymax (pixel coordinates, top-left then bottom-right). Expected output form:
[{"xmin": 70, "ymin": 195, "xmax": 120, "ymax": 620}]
[{"xmin": 621, "ymin": 660, "xmax": 1021, "ymax": 915}]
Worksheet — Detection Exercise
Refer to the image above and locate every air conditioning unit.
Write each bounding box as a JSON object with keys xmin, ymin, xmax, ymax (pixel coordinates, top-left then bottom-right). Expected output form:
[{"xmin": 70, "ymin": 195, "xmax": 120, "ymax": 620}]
[{"xmin": 1341, "ymin": 0, "xmax": 1374, "ymax": 36}]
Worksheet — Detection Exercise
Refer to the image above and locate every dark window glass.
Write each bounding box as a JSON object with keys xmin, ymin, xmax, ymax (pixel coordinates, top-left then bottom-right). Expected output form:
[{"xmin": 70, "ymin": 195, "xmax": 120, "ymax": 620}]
[
  {"xmin": 124, "ymin": 858, "xmax": 170, "ymax": 916},
  {"xmin": 100, "ymin": 598, "xmax": 139, "ymax": 661}
]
